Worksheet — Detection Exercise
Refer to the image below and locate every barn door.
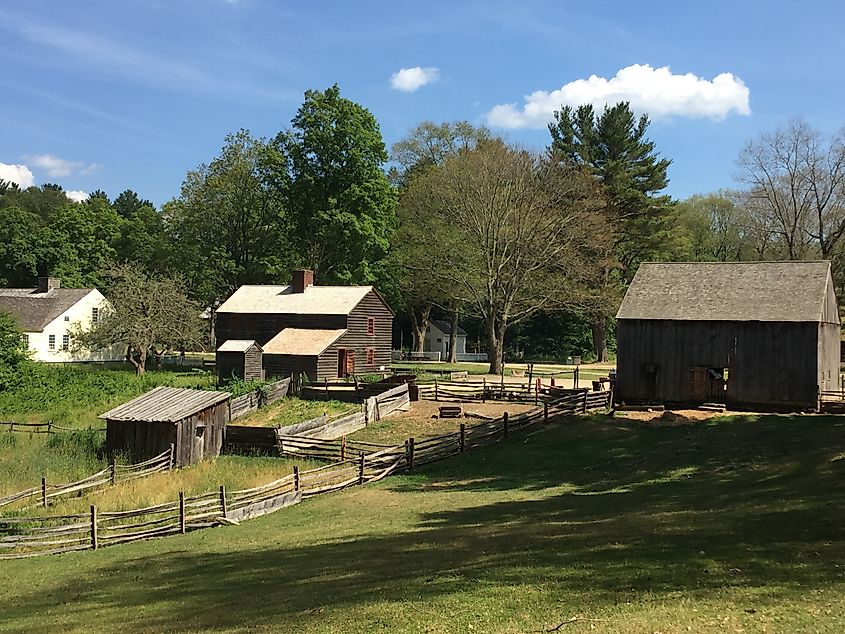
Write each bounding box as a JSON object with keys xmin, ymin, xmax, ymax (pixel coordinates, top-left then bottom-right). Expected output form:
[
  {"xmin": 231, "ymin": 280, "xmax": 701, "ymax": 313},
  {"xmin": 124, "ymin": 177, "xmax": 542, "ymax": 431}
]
[
  {"xmin": 345, "ymin": 350, "xmax": 355, "ymax": 376},
  {"xmin": 337, "ymin": 349, "xmax": 356, "ymax": 378},
  {"xmin": 688, "ymin": 367, "xmax": 708, "ymax": 401}
]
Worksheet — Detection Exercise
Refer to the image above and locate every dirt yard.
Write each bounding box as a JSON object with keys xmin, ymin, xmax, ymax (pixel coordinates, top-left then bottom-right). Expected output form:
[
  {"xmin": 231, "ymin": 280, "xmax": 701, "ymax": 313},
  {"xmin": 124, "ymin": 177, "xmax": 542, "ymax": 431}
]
[
  {"xmin": 614, "ymin": 408, "xmax": 737, "ymax": 427},
  {"xmin": 350, "ymin": 399, "xmax": 538, "ymax": 444}
]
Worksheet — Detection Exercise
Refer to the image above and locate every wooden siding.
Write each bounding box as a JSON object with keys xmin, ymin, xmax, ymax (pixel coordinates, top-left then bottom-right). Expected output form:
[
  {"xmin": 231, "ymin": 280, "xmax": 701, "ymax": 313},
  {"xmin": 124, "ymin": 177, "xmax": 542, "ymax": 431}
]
[
  {"xmin": 617, "ymin": 319, "xmax": 822, "ymax": 409},
  {"xmin": 244, "ymin": 345, "xmax": 263, "ymax": 381},
  {"xmin": 106, "ymin": 420, "xmax": 177, "ymax": 464},
  {"xmin": 263, "ymin": 354, "xmax": 318, "ymax": 382},
  {"xmin": 215, "ymin": 313, "xmax": 346, "ymax": 347}
]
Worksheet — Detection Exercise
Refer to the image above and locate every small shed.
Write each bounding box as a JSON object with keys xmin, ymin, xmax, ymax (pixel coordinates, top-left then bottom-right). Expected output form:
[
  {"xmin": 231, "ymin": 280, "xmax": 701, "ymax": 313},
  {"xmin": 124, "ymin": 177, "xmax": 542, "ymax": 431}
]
[
  {"xmin": 262, "ymin": 327, "xmax": 347, "ymax": 382},
  {"xmin": 100, "ymin": 386, "xmax": 230, "ymax": 466},
  {"xmin": 216, "ymin": 339, "xmax": 264, "ymax": 384}
]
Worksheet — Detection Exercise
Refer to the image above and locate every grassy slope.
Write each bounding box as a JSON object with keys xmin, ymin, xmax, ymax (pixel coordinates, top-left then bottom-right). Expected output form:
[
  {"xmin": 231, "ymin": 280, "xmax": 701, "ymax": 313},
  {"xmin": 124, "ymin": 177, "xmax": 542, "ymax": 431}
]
[
  {"xmin": 229, "ymin": 396, "xmax": 354, "ymax": 428},
  {"xmin": 2, "ymin": 414, "xmax": 844, "ymax": 633}
]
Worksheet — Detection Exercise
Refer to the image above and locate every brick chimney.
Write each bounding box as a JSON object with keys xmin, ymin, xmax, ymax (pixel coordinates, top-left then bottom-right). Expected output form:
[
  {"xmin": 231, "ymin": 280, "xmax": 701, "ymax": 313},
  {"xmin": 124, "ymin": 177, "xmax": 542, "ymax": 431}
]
[
  {"xmin": 36, "ymin": 277, "xmax": 61, "ymax": 293},
  {"xmin": 291, "ymin": 269, "xmax": 314, "ymax": 294}
]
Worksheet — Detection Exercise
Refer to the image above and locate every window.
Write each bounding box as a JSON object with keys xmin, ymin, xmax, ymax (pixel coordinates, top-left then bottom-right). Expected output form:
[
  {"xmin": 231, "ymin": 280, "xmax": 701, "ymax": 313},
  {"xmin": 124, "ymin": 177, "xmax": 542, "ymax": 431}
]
[
  {"xmin": 366, "ymin": 348, "xmax": 375, "ymax": 366},
  {"xmin": 48, "ymin": 334, "xmax": 56, "ymax": 350},
  {"xmin": 92, "ymin": 307, "xmax": 99, "ymax": 324},
  {"xmin": 64, "ymin": 315, "xmax": 70, "ymax": 322},
  {"xmin": 367, "ymin": 317, "xmax": 375, "ymax": 336},
  {"xmin": 22, "ymin": 334, "xmax": 29, "ymax": 348},
  {"xmin": 62, "ymin": 334, "xmax": 70, "ymax": 351}
]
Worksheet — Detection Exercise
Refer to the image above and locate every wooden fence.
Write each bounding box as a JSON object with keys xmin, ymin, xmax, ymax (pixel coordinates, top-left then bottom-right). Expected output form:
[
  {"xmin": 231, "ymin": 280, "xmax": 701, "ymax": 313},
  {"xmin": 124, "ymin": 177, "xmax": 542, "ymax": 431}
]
[
  {"xmin": 228, "ymin": 378, "xmax": 291, "ymax": 421},
  {"xmin": 1, "ymin": 421, "xmax": 81, "ymax": 434},
  {"xmin": 0, "ymin": 447, "xmax": 173, "ymax": 511},
  {"xmin": 0, "ymin": 388, "xmax": 609, "ymax": 559}
]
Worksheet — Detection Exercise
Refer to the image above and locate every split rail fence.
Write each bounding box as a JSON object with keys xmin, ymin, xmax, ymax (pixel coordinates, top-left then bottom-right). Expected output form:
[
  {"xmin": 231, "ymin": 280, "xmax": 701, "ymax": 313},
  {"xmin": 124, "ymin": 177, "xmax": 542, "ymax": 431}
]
[
  {"xmin": 0, "ymin": 388, "xmax": 610, "ymax": 560},
  {"xmin": 228, "ymin": 377, "xmax": 291, "ymax": 421}
]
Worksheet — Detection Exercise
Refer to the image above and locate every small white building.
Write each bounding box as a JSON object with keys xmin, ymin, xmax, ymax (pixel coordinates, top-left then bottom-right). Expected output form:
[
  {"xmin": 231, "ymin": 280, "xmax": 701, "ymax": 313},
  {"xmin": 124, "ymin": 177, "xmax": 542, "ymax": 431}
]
[
  {"xmin": 413, "ymin": 320, "xmax": 468, "ymax": 360},
  {"xmin": 0, "ymin": 277, "xmax": 123, "ymax": 362}
]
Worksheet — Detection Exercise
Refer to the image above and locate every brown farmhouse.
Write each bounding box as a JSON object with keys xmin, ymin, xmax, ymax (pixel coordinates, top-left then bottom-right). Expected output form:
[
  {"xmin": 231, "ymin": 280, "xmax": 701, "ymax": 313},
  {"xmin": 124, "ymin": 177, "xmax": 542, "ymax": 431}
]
[
  {"xmin": 215, "ymin": 270, "xmax": 394, "ymax": 382},
  {"xmin": 615, "ymin": 261, "xmax": 840, "ymax": 411}
]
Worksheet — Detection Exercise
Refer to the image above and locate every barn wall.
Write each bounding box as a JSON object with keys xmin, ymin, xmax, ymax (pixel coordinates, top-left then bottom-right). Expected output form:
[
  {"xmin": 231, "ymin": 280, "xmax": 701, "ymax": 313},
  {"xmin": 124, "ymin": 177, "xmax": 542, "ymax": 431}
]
[
  {"xmin": 106, "ymin": 420, "xmax": 177, "ymax": 463},
  {"xmin": 818, "ymin": 322, "xmax": 840, "ymax": 394},
  {"xmin": 264, "ymin": 354, "xmax": 318, "ymax": 382},
  {"xmin": 216, "ymin": 351, "xmax": 244, "ymax": 382},
  {"xmin": 215, "ymin": 313, "xmax": 346, "ymax": 347},
  {"xmin": 175, "ymin": 401, "xmax": 227, "ymax": 466},
  {"xmin": 244, "ymin": 346, "xmax": 263, "ymax": 381},
  {"xmin": 617, "ymin": 319, "xmax": 820, "ymax": 409}
]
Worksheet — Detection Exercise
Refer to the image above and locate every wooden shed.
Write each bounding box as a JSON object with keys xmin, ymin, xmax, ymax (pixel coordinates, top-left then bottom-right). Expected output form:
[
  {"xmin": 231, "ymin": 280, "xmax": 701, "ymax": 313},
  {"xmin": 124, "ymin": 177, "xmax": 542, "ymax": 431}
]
[
  {"xmin": 615, "ymin": 261, "xmax": 840, "ymax": 411},
  {"xmin": 100, "ymin": 387, "xmax": 230, "ymax": 466},
  {"xmin": 216, "ymin": 339, "xmax": 264, "ymax": 384}
]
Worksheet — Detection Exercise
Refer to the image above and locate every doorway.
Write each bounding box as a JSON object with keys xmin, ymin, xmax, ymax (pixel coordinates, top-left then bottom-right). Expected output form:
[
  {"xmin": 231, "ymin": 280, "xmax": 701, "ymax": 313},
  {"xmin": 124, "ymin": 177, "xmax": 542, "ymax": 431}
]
[{"xmin": 337, "ymin": 349, "xmax": 355, "ymax": 378}]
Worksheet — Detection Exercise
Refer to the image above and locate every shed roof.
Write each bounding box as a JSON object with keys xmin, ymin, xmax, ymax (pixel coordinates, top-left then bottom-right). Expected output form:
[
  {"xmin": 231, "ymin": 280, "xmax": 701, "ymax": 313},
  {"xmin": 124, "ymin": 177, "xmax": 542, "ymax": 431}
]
[
  {"xmin": 263, "ymin": 328, "xmax": 347, "ymax": 356},
  {"xmin": 99, "ymin": 386, "xmax": 230, "ymax": 423},
  {"xmin": 0, "ymin": 288, "xmax": 93, "ymax": 331},
  {"xmin": 616, "ymin": 261, "xmax": 834, "ymax": 322},
  {"xmin": 216, "ymin": 285, "xmax": 373, "ymax": 315},
  {"xmin": 430, "ymin": 319, "xmax": 468, "ymax": 337},
  {"xmin": 217, "ymin": 339, "xmax": 261, "ymax": 353}
]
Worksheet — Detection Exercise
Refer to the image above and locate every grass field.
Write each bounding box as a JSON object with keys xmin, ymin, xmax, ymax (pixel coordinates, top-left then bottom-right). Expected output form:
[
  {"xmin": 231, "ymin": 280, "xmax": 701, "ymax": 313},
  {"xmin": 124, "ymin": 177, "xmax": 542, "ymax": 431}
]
[
  {"xmin": 229, "ymin": 396, "xmax": 354, "ymax": 428},
  {"xmin": 392, "ymin": 360, "xmax": 612, "ymax": 384},
  {"xmin": 1, "ymin": 412, "xmax": 843, "ymax": 633}
]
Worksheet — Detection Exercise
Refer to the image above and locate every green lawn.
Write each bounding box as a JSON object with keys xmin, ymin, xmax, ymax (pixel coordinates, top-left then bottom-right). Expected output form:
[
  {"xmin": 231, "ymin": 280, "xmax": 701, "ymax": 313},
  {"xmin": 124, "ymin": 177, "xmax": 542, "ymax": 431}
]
[
  {"xmin": 1, "ymin": 413, "xmax": 843, "ymax": 632},
  {"xmin": 229, "ymin": 396, "xmax": 355, "ymax": 428}
]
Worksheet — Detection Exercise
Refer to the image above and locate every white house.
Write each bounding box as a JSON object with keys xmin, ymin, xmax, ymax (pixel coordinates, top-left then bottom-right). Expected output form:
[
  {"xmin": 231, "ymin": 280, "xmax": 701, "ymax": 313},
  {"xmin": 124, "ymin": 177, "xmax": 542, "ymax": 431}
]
[
  {"xmin": 0, "ymin": 277, "xmax": 123, "ymax": 362},
  {"xmin": 412, "ymin": 320, "xmax": 469, "ymax": 360}
]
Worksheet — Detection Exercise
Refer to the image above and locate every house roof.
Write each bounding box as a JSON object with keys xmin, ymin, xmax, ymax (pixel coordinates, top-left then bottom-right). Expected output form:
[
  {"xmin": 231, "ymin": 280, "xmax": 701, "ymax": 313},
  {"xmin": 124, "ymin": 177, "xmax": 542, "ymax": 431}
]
[
  {"xmin": 430, "ymin": 319, "xmax": 468, "ymax": 337},
  {"xmin": 616, "ymin": 261, "xmax": 834, "ymax": 322},
  {"xmin": 216, "ymin": 285, "xmax": 373, "ymax": 315},
  {"xmin": 99, "ymin": 386, "xmax": 230, "ymax": 423},
  {"xmin": 0, "ymin": 288, "xmax": 93, "ymax": 332},
  {"xmin": 217, "ymin": 339, "xmax": 261, "ymax": 353},
  {"xmin": 263, "ymin": 328, "xmax": 347, "ymax": 356}
]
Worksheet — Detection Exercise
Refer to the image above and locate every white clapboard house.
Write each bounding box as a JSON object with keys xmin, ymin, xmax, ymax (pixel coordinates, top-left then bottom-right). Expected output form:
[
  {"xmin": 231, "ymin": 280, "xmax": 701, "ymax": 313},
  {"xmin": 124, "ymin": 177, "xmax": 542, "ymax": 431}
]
[{"xmin": 0, "ymin": 277, "xmax": 123, "ymax": 362}]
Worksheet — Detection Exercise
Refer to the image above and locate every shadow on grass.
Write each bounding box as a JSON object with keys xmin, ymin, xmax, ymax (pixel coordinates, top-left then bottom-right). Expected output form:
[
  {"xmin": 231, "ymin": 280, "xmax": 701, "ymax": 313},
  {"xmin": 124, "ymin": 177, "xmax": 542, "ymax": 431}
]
[{"xmin": 2, "ymin": 414, "xmax": 844, "ymax": 632}]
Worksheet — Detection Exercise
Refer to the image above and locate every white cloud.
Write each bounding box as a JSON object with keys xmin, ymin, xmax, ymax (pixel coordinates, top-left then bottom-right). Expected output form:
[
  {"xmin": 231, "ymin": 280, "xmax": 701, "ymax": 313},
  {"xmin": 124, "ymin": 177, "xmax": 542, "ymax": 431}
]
[
  {"xmin": 485, "ymin": 64, "xmax": 751, "ymax": 129},
  {"xmin": 23, "ymin": 153, "xmax": 101, "ymax": 178},
  {"xmin": 64, "ymin": 190, "xmax": 89, "ymax": 203},
  {"xmin": 0, "ymin": 163, "xmax": 35, "ymax": 188},
  {"xmin": 390, "ymin": 66, "xmax": 439, "ymax": 92}
]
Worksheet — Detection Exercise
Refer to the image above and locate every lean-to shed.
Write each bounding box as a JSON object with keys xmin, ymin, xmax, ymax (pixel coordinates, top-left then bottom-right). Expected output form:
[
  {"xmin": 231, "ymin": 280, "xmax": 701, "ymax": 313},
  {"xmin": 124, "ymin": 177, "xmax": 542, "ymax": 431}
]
[
  {"xmin": 615, "ymin": 261, "xmax": 840, "ymax": 411},
  {"xmin": 216, "ymin": 339, "xmax": 264, "ymax": 384},
  {"xmin": 100, "ymin": 387, "xmax": 230, "ymax": 466}
]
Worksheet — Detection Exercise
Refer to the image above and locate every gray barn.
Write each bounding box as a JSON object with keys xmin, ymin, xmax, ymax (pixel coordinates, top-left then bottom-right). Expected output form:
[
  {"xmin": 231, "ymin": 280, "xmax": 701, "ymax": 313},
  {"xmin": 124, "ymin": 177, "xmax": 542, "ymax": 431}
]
[
  {"xmin": 101, "ymin": 387, "xmax": 230, "ymax": 466},
  {"xmin": 216, "ymin": 339, "xmax": 264, "ymax": 384},
  {"xmin": 615, "ymin": 261, "xmax": 840, "ymax": 411}
]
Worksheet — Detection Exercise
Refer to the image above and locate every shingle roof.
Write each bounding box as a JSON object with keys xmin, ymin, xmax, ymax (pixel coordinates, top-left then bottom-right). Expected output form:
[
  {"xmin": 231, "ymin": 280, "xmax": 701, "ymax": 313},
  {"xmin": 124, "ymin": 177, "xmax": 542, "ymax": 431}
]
[
  {"xmin": 99, "ymin": 386, "xmax": 230, "ymax": 422},
  {"xmin": 216, "ymin": 285, "xmax": 372, "ymax": 315},
  {"xmin": 217, "ymin": 339, "xmax": 261, "ymax": 353},
  {"xmin": 0, "ymin": 288, "xmax": 93, "ymax": 331},
  {"xmin": 616, "ymin": 261, "xmax": 834, "ymax": 322},
  {"xmin": 430, "ymin": 319, "xmax": 468, "ymax": 337},
  {"xmin": 263, "ymin": 328, "xmax": 347, "ymax": 355}
]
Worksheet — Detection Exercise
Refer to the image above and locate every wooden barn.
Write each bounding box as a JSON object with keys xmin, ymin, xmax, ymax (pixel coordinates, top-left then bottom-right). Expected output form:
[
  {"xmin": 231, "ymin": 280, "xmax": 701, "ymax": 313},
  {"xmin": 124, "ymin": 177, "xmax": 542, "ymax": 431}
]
[
  {"xmin": 216, "ymin": 339, "xmax": 264, "ymax": 384},
  {"xmin": 615, "ymin": 261, "xmax": 840, "ymax": 411},
  {"xmin": 100, "ymin": 387, "xmax": 230, "ymax": 466},
  {"xmin": 215, "ymin": 269, "xmax": 394, "ymax": 382}
]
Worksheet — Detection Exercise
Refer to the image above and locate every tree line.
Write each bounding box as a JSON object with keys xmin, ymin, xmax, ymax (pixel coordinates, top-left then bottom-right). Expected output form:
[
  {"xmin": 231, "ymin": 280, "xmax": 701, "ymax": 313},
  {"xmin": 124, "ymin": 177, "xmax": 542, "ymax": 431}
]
[{"xmin": 2, "ymin": 83, "xmax": 843, "ymax": 373}]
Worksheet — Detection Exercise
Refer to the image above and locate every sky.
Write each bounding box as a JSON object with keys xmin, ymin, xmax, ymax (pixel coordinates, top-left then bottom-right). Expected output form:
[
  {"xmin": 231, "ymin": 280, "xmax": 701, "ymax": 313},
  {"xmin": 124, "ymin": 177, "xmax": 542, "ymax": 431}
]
[{"xmin": 1, "ymin": 0, "xmax": 844, "ymax": 207}]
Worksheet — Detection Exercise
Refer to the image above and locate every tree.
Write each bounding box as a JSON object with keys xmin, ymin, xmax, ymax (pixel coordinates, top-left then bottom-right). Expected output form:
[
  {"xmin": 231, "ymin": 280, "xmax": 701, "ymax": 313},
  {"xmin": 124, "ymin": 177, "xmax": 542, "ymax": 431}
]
[
  {"xmin": 0, "ymin": 311, "xmax": 30, "ymax": 389},
  {"xmin": 402, "ymin": 140, "xmax": 608, "ymax": 374},
  {"xmin": 675, "ymin": 192, "xmax": 754, "ymax": 262},
  {"xmin": 548, "ymin": 102, "xmax": 675, "ymax": 360},
  {"xmin": 73, "ymin": 266, "xmax": 204, "ymax": 374},
  {"xmin": 270, "ymin": 84, "xmax": 397, "ymax": 284}
]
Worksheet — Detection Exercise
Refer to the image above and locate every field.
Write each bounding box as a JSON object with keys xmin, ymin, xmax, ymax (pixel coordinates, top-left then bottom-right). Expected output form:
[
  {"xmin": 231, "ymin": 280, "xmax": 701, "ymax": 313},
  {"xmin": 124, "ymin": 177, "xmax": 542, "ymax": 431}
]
[
  {"xmin": 2, "ymin": 412, "xmax": 843, "ymax": 632},
  {"xmin": 229, "ymin": 396, "xmax": 354, "ymax": 428},
  {"xmin": 392, "ymin": 360, "xmax": 613, "ymax": 385}
]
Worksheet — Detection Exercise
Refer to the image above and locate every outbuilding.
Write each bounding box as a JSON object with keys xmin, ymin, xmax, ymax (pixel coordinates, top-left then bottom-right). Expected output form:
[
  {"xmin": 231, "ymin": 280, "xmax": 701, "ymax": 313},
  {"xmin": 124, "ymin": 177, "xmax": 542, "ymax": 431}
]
[
  {"xmin": 615, "ymin": 261, "xmax": 840, "ymax": 411},
  {"xmin": 216, "ymin": 339, "xmax": 264, "ymax": 384},
  {"xmin": 100, "ymin": 387, "xmax": 231, "ymax": 466}
]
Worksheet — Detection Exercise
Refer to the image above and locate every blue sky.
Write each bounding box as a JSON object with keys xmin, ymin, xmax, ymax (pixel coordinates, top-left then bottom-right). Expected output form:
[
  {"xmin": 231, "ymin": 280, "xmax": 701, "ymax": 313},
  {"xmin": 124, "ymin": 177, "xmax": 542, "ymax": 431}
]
[{"xmin": 1, "ymin": 0, "xmax": 844, "ymax": 206}]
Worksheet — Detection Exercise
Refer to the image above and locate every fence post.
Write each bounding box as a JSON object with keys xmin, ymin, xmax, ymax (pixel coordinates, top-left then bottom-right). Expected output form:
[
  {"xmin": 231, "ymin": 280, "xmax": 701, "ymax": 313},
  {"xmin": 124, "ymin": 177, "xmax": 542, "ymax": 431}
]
[
  {"xmin": 503, "ymin": 412, "xmax": 509, "ymax": 438},
  {"xmin": 582, "ymin": 389, "xmax": 588, "ymax": 414},
  {"xmin": 41, "ymin": 477, "xmax": 47, "ymax": 508},
  {"xmin": 179, "ymin": 491, "xmax": 186, "ymax": 534},
  {"xmin": 341, "ymin": 435, "xmax": 347, "ymax": 461},
  {"xmin": 168, "ymin": 443, "xmax": 175, "ymax": 470},
  {"xmin": 527, "ymin": 363, "xmax": 533, "ymax": 389},
  {"xmin": 459, "ymin": 423, "xmax": 466, "ymax": 453},
  {"xmin": 408, "ymin": 437, "xmax": 415, "ymax": 471},
  {"xmin": 47, "ymin": 421, "xmax": 53, "ymax": 434},
  {"xmin": 324, "ymin": 378, "xmax": 329, "ymax": 400},
  {"xmin": 219, "ymin": 484, "xmax": 227, "ymax": 518},
  {"xmin": 482, "ymin": 377, "xmax": 486, "ymax": 403},
  {"xmin": 90, "ymin": 505, "xmax": 98, "ymax": 550},
  {"xmin": 293, "ymin": 466, "xmax": 300, "ymax": 492},
  {"xmin": 358, "ymin": 452, "xmax": 365, "ymax": 484},
  {"xmin": 435, "ymin": 380, "xmax": 439, "ymax": 402},
  {"xmin": 544, "ymin": 402, "xmax": 549, "ymax": 422}
]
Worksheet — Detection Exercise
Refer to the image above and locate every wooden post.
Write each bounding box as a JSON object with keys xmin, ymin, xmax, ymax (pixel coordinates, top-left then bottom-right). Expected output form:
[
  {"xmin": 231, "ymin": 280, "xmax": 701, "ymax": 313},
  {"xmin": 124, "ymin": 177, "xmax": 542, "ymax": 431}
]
[
  {"xmin": 219, "ymin": 484, "xmax": 227, "ymax": 518},
  {"xmin": 90, "ymin": 505, "xmax": 98, "ymax": 550},
  {"xmin": 47, "ymin": 421, "xmax": 52, "ymax": 434},
  {"xmin": 459, "ymin": 423, "xmax": 466, "ymax": 453},
  {"xmin": 41, "ymin": 477, "xmax": 47, "ymax": 508},
  {"xmin": 354, "ymin": 379, "xmax": 360, "ymax": 403},
  {"xmin": 535, "ymin": 378, "xmax": 540, "ymax": 405},
  {"xmin": 110, "ymin": 457, "xmax": 117, "ymax": 485},
  {"xmin": 408, "ymin": 437, "xmax": 415, "ymax": 471},
  {"xmin": 582, "ymin": 389, "xmax": 588, "ymax": 413},
  {"xmin": 293, "ymin": 466, "xmax": 300, "ymax": 492},
  {"xmin": 544, "ymin": 402, "xmax": 549, "ymax": 422},
  {"xmin": 503, "ymin": 412, "xmax": 509, "ymax": 438},
  {"xmin": 482, "ymin": 377, "xmax": 486, "ymax": 403},
  {"xmin": 168, "ymin": 443, "xmax": 175, "ymax": 470},
  {"xmin": 341, "ymin": 435, "xmax": 347, "ymax": 461},
  {"xmin": 527, "ymin": 363, "xmax": 533, "ymax": 389},
  {"xmin": 435, "ymin": 379, "xmax": 439, "ymax": 402},
  {"xmin": 179, "ymin": 491, "xmax": 186, "ymax": 534},
  {"xmin": 358, "ymin": 452, "xmax": 365, "ymax": 484},
  {"xmin": 324, "ymin": 377, "xmax": 329, "ymax": 400}
]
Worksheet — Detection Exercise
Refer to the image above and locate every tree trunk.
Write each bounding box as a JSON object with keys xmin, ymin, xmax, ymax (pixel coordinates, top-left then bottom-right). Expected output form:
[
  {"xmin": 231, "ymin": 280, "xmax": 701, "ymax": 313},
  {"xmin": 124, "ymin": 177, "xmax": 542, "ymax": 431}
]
[
  {"xmin": 447, "ymin": 307, "xmax": 459, "ymax": 364},
  {"xmin": 409, "ymin": 303, "xmax": 432, "ymax": 353},
  {"xmin": 591, "ymin": 317, "xmax": 608, "ymax": 363},
  {"xmin": 486, "ymin": 314, "xmax": 506, "ymax": 375}
]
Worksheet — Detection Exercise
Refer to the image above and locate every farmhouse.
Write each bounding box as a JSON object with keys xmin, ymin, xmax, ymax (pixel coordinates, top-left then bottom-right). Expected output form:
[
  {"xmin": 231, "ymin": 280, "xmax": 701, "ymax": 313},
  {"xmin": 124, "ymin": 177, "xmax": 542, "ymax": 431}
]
[
  {"xmin": 412, "ymin": 320, "xmax": 469, "ymax": 360},
  {"xmin": 215, "ymin": 269, "xmax": 393, "ymax": 382},
  {"xmin": 101, "ymin": 386, "xmax": 230, "ymax": 466},
  {"xmin": 0, "ymin": 277, "xmax": 122, "ymax": 362},
  {"xmin": 615, "ymin": 261, "xmax": 840, "ymax": 411}
]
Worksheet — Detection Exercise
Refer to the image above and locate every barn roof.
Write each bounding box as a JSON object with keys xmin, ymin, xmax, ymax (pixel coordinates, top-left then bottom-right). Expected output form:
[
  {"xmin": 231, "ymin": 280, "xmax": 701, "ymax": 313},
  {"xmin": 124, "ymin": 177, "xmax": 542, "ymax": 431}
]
[
  {"xmin": 616, "ymin": 261, "xmax": 834, "ymax": 322},
  {"xmin": 216, "ymin": 285, "xmax": 373, "ymax": 315},
  {"xmin": 0, "ymin": 288, "xmax": 93, "ymax": 331},
  {"xmin": 217, "ymin": 339, "xmax": 261, "ymax": 353},
  {"xmin": 263, "ymin": 328, "xmax": 347, "ymax": 356},
  {"xmin": 98, "ymin": 386, "xmax": 230, "ymax": 423}
]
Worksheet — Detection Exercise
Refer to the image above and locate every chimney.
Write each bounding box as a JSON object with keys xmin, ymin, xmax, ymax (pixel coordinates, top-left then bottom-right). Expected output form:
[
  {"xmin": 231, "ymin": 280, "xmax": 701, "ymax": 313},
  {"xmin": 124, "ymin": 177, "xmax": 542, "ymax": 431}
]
[
  {"xmin": 291, "ymin": 269, "xmax": 314, "ymax": 294},
  {"xmin": 37, "ymin": 277, "xmax": 61, "ymax": 293}
]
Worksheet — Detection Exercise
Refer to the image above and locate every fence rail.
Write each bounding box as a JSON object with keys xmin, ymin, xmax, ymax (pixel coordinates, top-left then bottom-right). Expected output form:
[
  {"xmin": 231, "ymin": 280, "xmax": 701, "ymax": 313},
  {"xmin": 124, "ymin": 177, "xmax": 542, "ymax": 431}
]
[
  {"xmin": 0, "ymin": 388, "xmax": 610, "ymax": 559},
  {"xmin": 228, "ymin": 378, "xmax": 291, "ymax": 421}
]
